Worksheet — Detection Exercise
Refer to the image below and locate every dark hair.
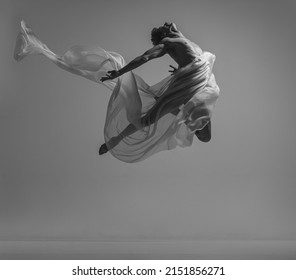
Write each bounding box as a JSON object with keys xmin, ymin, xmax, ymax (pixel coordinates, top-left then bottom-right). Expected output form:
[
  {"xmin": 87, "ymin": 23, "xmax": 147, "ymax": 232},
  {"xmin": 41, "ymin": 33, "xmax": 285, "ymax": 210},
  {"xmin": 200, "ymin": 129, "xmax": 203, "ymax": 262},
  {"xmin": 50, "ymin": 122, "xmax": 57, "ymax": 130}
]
[{"xmin": 151, "ymin": 26, "xmax": 169, "ymax": 45}]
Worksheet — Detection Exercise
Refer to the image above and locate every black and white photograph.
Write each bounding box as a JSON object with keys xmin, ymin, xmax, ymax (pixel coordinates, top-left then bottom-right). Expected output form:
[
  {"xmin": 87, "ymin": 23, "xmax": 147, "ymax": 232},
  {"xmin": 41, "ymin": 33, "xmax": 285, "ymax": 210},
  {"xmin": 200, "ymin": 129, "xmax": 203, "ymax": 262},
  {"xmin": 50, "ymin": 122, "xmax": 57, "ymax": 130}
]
[{"xmin": 1, "ymin": 0, "xmax": 296, "ymax": 262}]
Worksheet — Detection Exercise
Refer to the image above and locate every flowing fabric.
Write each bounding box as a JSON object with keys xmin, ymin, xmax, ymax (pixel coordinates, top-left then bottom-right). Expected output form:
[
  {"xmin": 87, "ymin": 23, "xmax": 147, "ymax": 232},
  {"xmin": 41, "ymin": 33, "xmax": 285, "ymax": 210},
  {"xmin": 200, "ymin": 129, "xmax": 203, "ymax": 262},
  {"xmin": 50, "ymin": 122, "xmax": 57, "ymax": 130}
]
[{"xmin": 14, "ymin": 20, "xmax": 220, "ymax": 163}]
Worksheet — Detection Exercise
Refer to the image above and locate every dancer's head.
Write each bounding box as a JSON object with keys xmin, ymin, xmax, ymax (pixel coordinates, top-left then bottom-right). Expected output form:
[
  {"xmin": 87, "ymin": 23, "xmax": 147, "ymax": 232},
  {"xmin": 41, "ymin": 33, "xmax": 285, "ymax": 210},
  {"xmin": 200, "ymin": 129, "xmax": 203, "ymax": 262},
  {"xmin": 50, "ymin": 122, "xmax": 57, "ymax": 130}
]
[{"xmin": 151, "ymin": 22, "xmax": 178, "ymax": 45}]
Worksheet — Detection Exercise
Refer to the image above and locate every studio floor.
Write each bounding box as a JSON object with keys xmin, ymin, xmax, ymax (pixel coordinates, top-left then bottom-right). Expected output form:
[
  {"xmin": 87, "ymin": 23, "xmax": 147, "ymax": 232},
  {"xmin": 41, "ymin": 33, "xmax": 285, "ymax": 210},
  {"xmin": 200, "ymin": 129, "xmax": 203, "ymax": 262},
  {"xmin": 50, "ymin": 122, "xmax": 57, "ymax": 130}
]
[{"xmin": 1, "ymin": 240, "xmax": 295, "ymax": 260}]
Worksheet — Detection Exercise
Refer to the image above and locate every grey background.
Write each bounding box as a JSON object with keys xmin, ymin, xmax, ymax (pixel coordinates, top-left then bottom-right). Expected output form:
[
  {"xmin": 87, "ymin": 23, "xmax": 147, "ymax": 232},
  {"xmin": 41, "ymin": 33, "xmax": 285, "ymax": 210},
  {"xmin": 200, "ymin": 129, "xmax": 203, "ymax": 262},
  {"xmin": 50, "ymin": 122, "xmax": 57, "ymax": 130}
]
[{"xmin": 0, "ymin": 0, "xmax": 296, "ymax": 259}]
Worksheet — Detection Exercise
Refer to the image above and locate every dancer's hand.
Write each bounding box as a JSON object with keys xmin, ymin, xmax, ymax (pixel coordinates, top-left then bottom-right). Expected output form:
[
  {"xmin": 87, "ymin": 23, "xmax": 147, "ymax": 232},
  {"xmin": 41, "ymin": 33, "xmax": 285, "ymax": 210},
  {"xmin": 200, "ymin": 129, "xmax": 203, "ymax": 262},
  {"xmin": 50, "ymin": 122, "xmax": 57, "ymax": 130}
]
[
  {"xmin": 168, "ymin": 65, "xmax": 177, "ymax": 75},
  {"xmin": 100, "ymin": 70, "xmax": 120, "ymax": 82}
]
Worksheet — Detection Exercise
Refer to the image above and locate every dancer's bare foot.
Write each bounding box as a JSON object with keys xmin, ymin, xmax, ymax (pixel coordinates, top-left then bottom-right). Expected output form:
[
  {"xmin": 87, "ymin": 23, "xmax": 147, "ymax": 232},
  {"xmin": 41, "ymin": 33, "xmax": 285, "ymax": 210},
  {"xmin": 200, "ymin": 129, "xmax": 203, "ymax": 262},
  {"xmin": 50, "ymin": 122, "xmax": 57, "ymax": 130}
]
[
  {"xmin": 99, "ymin": 136, "xmax": 122, "ymax": 155},
  {"xmin": 99, "ymin": 143, "xmax": 109, "ymax": 155},
  {"xmin": 195, "ymin": 120, "xmax": 211, "ymax": 142}
]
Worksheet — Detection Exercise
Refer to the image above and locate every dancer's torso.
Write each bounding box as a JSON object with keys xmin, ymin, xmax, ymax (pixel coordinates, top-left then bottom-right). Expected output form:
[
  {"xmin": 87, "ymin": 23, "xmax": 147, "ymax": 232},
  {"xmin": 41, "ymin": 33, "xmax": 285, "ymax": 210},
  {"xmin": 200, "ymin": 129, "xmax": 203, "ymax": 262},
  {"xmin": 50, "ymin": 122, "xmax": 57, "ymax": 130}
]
[{"xmin": 161, "ymin": 37, "xmax": 203, "ymax": 68}]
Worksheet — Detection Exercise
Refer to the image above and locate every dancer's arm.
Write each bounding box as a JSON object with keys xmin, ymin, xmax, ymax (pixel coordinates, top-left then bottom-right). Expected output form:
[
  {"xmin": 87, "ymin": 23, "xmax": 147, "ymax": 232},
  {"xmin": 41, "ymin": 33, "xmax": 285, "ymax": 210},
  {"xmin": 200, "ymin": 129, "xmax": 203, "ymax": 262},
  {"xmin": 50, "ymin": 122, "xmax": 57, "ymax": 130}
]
[{"xmin": 101, "ymin": 43, "xmax": 167, "ymax": 82}]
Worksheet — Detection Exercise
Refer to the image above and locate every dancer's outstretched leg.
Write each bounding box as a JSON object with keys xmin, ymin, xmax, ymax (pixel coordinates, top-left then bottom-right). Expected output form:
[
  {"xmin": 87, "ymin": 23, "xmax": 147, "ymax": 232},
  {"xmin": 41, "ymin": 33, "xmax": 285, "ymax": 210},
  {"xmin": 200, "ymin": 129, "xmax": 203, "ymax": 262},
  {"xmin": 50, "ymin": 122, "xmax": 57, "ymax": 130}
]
[
  {"xmin": 99, "ymin": 103, "xmax": 180, "ymax": 155},
  {"xmin": 99, "ymin": 104, "xmax": 211, "ymax": 155}
]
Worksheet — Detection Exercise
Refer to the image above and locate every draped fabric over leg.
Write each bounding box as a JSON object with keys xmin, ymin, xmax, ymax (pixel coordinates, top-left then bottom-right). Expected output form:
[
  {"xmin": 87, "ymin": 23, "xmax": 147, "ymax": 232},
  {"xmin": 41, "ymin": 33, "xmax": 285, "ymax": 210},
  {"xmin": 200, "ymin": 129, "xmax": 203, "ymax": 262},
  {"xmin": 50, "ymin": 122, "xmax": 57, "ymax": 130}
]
[
  {"xmin": 104, "ymin": 53, "xmax": 220, "ymax": 162},
  {"xmin": 14, "ymin": 20, "xmax": 220, "ymax": 163}
]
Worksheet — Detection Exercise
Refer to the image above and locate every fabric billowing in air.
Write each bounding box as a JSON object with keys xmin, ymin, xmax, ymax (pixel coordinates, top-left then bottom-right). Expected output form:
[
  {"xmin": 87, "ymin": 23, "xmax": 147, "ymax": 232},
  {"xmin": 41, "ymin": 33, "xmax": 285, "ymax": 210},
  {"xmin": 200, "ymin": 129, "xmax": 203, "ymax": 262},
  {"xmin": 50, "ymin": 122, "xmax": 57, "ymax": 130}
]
[{"xmin": 14, "ymin": 20, "xmax": 220, "ymax": 163}]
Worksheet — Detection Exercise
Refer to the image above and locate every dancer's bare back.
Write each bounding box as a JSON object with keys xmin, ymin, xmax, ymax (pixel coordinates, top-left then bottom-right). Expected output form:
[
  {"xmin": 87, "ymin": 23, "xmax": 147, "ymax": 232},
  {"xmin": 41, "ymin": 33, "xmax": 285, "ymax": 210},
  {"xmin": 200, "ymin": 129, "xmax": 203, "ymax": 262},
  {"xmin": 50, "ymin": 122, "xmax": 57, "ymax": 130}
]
[{"xmin": 162, "ymin": 37, "xmax": 202, "ymax": 68}]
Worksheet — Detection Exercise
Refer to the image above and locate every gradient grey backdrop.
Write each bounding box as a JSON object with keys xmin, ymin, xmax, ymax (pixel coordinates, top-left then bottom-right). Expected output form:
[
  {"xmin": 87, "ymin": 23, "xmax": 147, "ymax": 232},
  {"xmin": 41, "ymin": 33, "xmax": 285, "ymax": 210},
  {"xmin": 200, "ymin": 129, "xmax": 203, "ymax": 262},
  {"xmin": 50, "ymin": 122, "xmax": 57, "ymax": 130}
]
[{"xmin": 0, "ymin": 0, "xmax": 296, "ymax": 259}]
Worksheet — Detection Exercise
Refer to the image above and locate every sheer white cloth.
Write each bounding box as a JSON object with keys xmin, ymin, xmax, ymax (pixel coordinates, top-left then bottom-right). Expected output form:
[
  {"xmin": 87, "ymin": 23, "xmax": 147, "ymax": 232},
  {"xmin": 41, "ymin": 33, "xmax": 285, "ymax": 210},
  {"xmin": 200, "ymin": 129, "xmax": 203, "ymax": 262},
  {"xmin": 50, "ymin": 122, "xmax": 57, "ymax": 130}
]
[{"xmin": 14, "ymin": 21, "xmax": 220, "ymax": 163}]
